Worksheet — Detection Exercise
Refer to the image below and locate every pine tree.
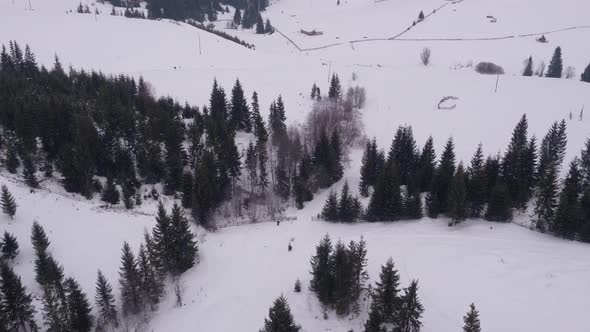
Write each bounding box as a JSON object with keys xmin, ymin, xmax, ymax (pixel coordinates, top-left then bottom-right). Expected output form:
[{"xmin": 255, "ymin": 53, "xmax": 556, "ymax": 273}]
[
  {"xmin": 260, "ymin": 295, "xmax": 301, "ymax": 332},
  {"xmin": 581, "ymin": 62, "xmax": 590, "ymax": 83},
  {"xmin": 466, "ymin": 144, "xmax": 486, "ymax": 218},
  {"xmin": 101, "ymin": 176, "xmax": 120, "ymax": 206},
  {"xmin": 294, "ymin": 279, "xmax": 302, "ymax": 293},
  {"xmin": 349, "ymin": 237, "xmax": 369, "ymax": 315},
  {"xmin": 397, "ymin": 280, "xmax": 424, "ymax": 332},
  {"xmin": 1, "ymin": 232, "xmax": 19, "ymax": 260},
  {"xmin": 310, "ymin": 83, "xmax": 318, "ymax": 99},
  {"xmin": 64, "ymin": 277, "xmax": 93, "ymax": 332},
  {"xmin": 427, "ymin": 137, "xmax": 455, "ymax": 217},
  {"xmin": 152, "ymin": 201, "xmax": 172, "ymax": 272},
  {"xmin": 0, "ymin": 264, "xmax": 38, "ymax": 331},
  {"xmin": 388, "ymin": 125, "xmax": 419, "ymax": 186},
  {"xmin": 338, "ymin": 182, "xmax": 354, "ymax": 222},
  {"xmin": 169, "ymin": 204, "xmax": 198, "ymax": 275},
  {"xmin": 581, "ymin": 138, "xmax": 590, "ymax": 187},
  {"xmin": 418, "ymin": 11, "xmax": 424, "ymax": 20},
  {"xmin": 1, "ymin": 185, "xmax": 16, "ymax": 219},
  {"xmin": 533, "ymin": 120, "xmax": 567, "ymax": 232},
  {"xmin": 233, "ymin": 8, "xmax": 241, "ymax": 26},
  {"xmin": 321, "ymin": 190, "xmax": 340, "ymax": 222},
  {"xmin": 463, "ymin": 303, "xmax": 481, "ymax": 332},
  {"xmin": 328, "ymin": 74, "xmax": 342, "ymax": 100},
  {"xmin": 553, "ymin": 159, "xmax": 583, "ymax": 238},
  {"xmin": 366, "ymin": 161, "xmax": 402, "ymax": 221},
  {"xmin": 6, "ymin": 144, "xmax": 19, "ymax": 174},
  {"xmin": 309, "ymin": 234, "xmax": 333, "ymax": 305},
  {"xmin": 332, "ymin": 240, "xmax": 354, "ymax": 316},
  {"xmin": 523, "ymin": 56, "xmax": 533, "ymax": 76},
  {"xmin": 330, "ymin": 130, "xmax": 344, "ymax": 184},
  {"xmin": 122, "ymin": 181, "xmax": 135, "ymax": 210},
  {"xmin": 95, "ymin": 270, "xmax": 118, "ymax": 330},
  {"xmin": 368, "ymin": 258, "xmax": 401, "ymax": 326},
  {"xmin": 404, "ymin": 184, "xmax": 423, "ymax": 220},
  {"xmin": 484, "ymin": 181, "xmax": 512, "ymax": 222},
  {"xmin": 448, "ymin": 163, "xmax": 468, "ymax": 226},
  {"xmin": 417, "ymin": 136, "xmax": 436, "ymax": 193},
  {"xmin": 265, "ymin": 18, "xmax": 273, "ymax": 33},
  {"xmin": 22, "ymin": 155, "xmax": 39, "ymax": 188},
  {"xmin": 119, "ymin": 242, "xmax": 141, "ymax": 317},
  {"xmin": 580, "ymin": 188, "xmax": 590, "ymax": 242},
  {"xmin": 256, "ymin": 14, "xmax": 265, "ymax": 34},
  {"xmin": 230, "ymin": 79, "xmax": 251, "ymax": 132},
  {"xmin": 268, "ymin": 96, "xmax": 287, "ymax": 146},
  {"xmin": 359, "ymin": 138, "xmax": 384, "ymax": 197},
  {"xmin": 502, "ymin": 114, "xmax": 534, "ymax": 209},
  {"xmin": 546, "ymin": 46, "xmax": 563, "ymax": 78}
]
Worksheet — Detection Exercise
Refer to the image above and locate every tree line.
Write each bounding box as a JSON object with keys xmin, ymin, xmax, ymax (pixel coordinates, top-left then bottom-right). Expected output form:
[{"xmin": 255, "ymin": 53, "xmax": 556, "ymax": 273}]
[{"xmin": 322, "ymin": 114, "xmax": 590, "ymax": 243}]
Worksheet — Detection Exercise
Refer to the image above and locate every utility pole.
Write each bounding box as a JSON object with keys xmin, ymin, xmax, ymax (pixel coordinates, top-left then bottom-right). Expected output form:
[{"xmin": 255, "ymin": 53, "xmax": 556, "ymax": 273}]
[{"xmin": 198, "ymin": 33, "xmax": 202, "ymax": 55}]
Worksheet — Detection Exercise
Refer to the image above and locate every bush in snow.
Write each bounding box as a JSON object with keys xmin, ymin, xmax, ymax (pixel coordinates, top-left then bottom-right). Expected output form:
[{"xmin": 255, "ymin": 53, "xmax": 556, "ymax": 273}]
[
  {"xmin": 474, "ymin": 62, "xmax": 505, "ymax": 75},
  {"xmin": 294, "ymin": 279, "xmax": 302, "ymax": 293},
  {"xmin": 564, "ymin": 66, "xmax": 576, "ymax": 79},
  {"xmin": 420, "ymin": 47, "xmax": 431, "ymax": 66}
]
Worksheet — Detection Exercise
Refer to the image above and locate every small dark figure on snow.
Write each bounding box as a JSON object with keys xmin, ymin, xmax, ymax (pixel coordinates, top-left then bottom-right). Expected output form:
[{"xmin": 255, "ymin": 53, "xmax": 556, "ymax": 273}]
[{"xmin": 288, "ymin": 243, "xmax": 292, "ymax": 252}]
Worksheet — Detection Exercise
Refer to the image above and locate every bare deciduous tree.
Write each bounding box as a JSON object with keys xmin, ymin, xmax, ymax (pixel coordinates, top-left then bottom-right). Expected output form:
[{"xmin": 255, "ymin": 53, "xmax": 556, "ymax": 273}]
[{"xmin": 565, "ymin": 66, "xmax": 576, "ymax": 79}]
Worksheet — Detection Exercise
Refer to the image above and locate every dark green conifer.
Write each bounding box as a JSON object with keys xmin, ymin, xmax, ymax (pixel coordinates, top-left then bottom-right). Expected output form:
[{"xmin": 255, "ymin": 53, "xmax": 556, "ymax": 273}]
[
  {"xmin": 1, "ymin": 185, "xmax": 16, "ymax": 219},
  {"xmin": 260, "ymin": 295, "xmax": 301, "ymax": 332}
]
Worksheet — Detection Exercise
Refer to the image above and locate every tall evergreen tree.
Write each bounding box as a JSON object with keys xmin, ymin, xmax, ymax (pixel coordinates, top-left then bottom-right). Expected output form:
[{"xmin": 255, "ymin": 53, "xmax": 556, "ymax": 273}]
[
  {"xmin": 309, "ymin": 234, "xmax": 333, "ymax": 306},
  {"xmin": 349, "ymin": 237, "xmax": 368, "ymax": 315},
  {"xmin": 553, "ymin": 158, "xmax": 583, "ymax": 238},
  {"xmin": 321, "ymin": 191, "xmax": 339, "ymax": 222},
  {"xmin": 233, "ymin": 8, "xmax": 242, "ymax": 25},
  {"xmin": 581, "ymin": 62, "xmax": 590, "ymax": 83},
  {"xmin": 338, "ymin": 182, "xmax": 355, "ymax": 222},
  {"xmin": 95, "ymin": 270, "xmax": 118, "ymax": 330},
  {"xmin": 119, "ymin": 242, "xmax": 141, "ymax": 317},
  {"xmin": 268, "ymin": 96, "xmax": 287, "ymax": 146},
  {"xmin": 523, "ymin": 56, "xmax": 533, "ymax": 76},
  {"xmin": 1, "ymin": 232, "xmax": 19, "ymax": 260},
  {"xmin": 328, "ymin": 74, "xmax": 342, "ymax": 100},
  {"xmin": 581, "ymin": 138, "xmax": 590, "ymax": 187},
  {"xmin": 546, "ymin": 46, "xmax": 563, "ymax": 78},
  {"xmin": 22, "ymin": 155, "xmax": 39, "ymax": 188},
  {"xmin": 388, "ymin": 126, "xmax": 419, "ymax": 185},
  {"xmin": 230, "ymin": 79, "xmax": 251, "ymax": 132},
  {"xmin": 359, "ymin": 138, "xmax": 384, "ymax": 197},
  {"xmin": 5, "ymin": 144, "xmax": 19, "ymax": 174},
  {"xmin": 484, "ymin": 181, "xmax": 512, "ymax": 222},
  {"xmin": 101, "ymin": 176, "xmax": 120, "ymax": 206},
  {"xmin": 168, "ymin": 204, "xmax": 198, "ymax": 275},
  {"xmin": 366, "ymin": 161, "xmax": 402, "ymax": 221},
  {"xmin": 1, "ymin": 185, "xmax": 16, "ymax": 219},
  {"xmin": 64, "ymin": 277, "xmax": 93, "ymax": 332},
  {"xmin": 533, "ymin": 120, "xmax": 567, "ymax": 232},
  {"xmin": 448, "ymin": 163, "xmax": 468, "ymax": 226},
  {"xmin": 466, "ymin": 144, "xmax": 486, "ymax": 218},
  {"xmin": 0, "ymin": 264, "xmax": 38, "ymax": 332},
  {"xmin": 502, "ymin": 114, "xmax": 535, "ymax": 209},
  {"xmin": 463, "ymin": 303, "xmax": 481, "ymax": 332},
  {"xmin": 256, "ymin": 13, "xmax": 265, "ymax": 34},
  {"xmin": 260, "ymin": 295, "xmax": 301, "ymax": 332},
  {"xmin": 367, "ymin": 258, "xmax": 401, "ymax": 327},
  {"xmin": 417, "ymin": 136, "xmax": 436, "ymax": 193},
  {"xmin": 426, "ymin": 137, "xmax": 455, "ymax": 217},
  {"xmin": 397, "ymin": 280, "xmax": 424, "ymax": 332},
  {"xmin": 330, "ymin": 130, "xmax": 344, "ymax": 184},
  {"xmin": 331, "ymin": 241, "xmax": 354, "ymax": 316}
]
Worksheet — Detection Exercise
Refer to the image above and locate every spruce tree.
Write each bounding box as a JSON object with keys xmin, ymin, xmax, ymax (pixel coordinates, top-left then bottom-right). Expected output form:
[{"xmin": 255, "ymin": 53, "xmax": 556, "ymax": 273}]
[
  {"xmin": 417, "ymin": 136, "xmax": 436, "ymax": 193},
  {"xmin": 523, "ymin": 56, "xmax": 533, "ymax": 76},
  {"xmin": 533, "ymin": 120, "xmax": 567, "ymax": 232},
  {"xmin": 233, "ymin": 8, "xmax": 241, "ymax": 26},
  {"xmin": 101, "ymin": 176, "xmax": 119, "ymax": 206},
  {"xmin": 367, "ymin": 161, "xmax": 402, "ymax": 221},
  {"xmin": 309, "ymin": 234, "xmax": 333, "ymax": 306},
  {"xmin": 294, "ymin": 279, "xmax": 302, "ymax": 293},
  {"xmin": 1, "ymin": 232, "xmax": 19, "ymax": 260},
  {"xmin": 328, "ymin": 74, "xmax": 342, "ymax": 100},
  {"xmin": 169, "ymin": 204, "xmax": 198, "ymax": 275},
  {"xmin": 268, "ymin": 96, "xmax": 287, "ymax": 146},
  {"xmin": 349, "ymin": 237, "xmax": 369, "ymax": 315},
  {"xmin": 485, "ymin": 181, "xmax": 512, "ymax": 222},
  {"xmin": 427, "ymin": 137, "xmax": 455, "ymax": 217},
  {"xmin": 388, "ymin": 125, "xmax": 419, "ymax": 186},
  {"xmin": 553, "ymin": 159, "xmax": 583, "ymax": 238},
  {"xmin": 368, "ymin": 258, "xmax": 401, "ymax": 326},
  {"xmin": 64, "ymin": 277, "xmax": 93, "ymax": 332},
  {"xmin": 95, "ymin": 270, "xmax": 118, "ymax": 330},
  {"xmin": 330, "ymin": 130, "xmax": 344, "ymax": 184},
  {"xmin": 546, "ymin": 46, "xmax": 563, "ymax": 78},
  {"xmin": 359, "ymin": 138, "xmax": 384, "ymax": 197},
  {"xmin": 448, "ymin": 163, "xmax": 468, "ymax": 226},
  {"xmin": 581, "ymin": 62, "xmax": 590, "ymax": 83},
  {"xmin": 122, "ymin": 181, "xmax": 135, "ymax": 210},
  {"xmin": 230, "ymin": 79, "xmax": 251, "ymax": 132},
  {"xmin": 581, "ymin": 138, "xmax": 590, "ymax": 187},
  {"xmin": 463, "ymin": 303, "xmax": 481, "ymax": 332},
  {"xmin": 338, "ymin": 182, "xmax": 354, "ymax": 222},
  {"xmin": 580, "ymin": 188, "xmax": 590, "ymax": 242},
  {"xmin": 22, "ymin": 155, "xmax": 39, "ymax": 188},
  {"xmin": 265, "ymin": 19, "xmax": 273, "ymax": 33},
  {"xmin": 1, "ymin": 185, "xmax": 16, "ymax": 219},
  {"xmin": 502, "ymin": 114, "xmax": 535, "ymax": 209},
  {"xmin": 0, "ymin": 264, "xmax": 38, "ymax": 331},
  {"xmin": 260, "ymin": 295, "xmax": 301, "ymax": 332},
  {"xmin": 332, "ymin": 240, "xmax": 354, "ymax": 316},
  {"xmin": 321, "ymin": 190, "xmax": 339, "ymax": 222},
  {"xmin": 119, "ymin": 242, "xmax": 141, "ymax": 317},
  {"xmin": 152, "ymin": 202, "xmax": 172, "ymax": 272},
  {"xmin": 256, "ymin": 14, "xmax": 265, "ymax": 34},
  {"xmin": 6, "ymin": 144, "xmax": 19, "ymax": 174},
  {"xmin": 466, "ymin": 144, "xmax": 486, "ymax": 218},
  {"xmin": 404, "ymin": 185, "xmax": 423, "ymax": 220},
  {"xmin": 397, "ymin": 280, "xmax": 424, "ymax": 332}
]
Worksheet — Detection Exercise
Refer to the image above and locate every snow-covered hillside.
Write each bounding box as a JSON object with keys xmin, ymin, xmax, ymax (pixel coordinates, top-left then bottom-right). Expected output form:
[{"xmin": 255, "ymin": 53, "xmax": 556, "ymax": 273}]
[{"xmin": 1, "ymin": 0, "xmax": 589, "ymax": 331}]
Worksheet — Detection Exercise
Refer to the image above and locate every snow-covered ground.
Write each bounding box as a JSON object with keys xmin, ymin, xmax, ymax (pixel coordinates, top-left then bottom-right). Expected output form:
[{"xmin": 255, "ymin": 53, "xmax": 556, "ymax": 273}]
[{"xmin": 1, "ymin": 0, "xmax": 590, "ymax": 331}]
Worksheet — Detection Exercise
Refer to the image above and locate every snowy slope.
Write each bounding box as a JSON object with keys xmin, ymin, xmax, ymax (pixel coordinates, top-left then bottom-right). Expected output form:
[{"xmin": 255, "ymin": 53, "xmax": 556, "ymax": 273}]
[{"xmin": 1, "ymin": 0, "xmax": 590, "ymax": 331}]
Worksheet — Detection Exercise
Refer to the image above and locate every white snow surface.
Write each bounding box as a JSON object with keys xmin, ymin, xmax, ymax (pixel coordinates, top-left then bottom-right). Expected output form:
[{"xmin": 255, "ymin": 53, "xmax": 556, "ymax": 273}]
[{"xmin": 1, "ymin": 0, "xmax": 590, "ymax": 331}]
